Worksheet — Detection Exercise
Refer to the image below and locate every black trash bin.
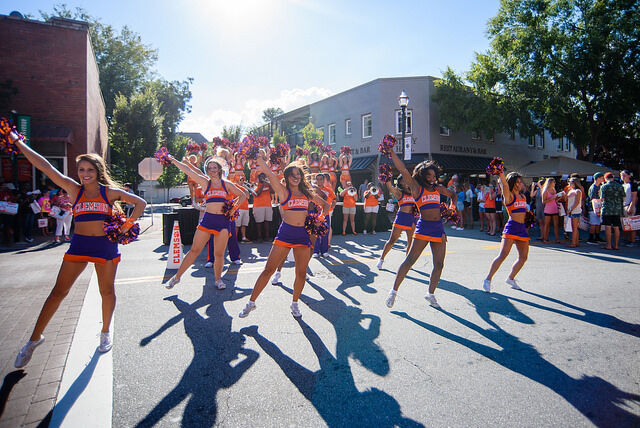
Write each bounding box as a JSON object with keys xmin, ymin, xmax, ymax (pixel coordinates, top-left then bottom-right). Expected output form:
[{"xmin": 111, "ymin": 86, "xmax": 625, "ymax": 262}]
[
  {"xmin": 163, "ymin": 212, "xmax": 179, "ymax": 246},
  {"xmin": 176, "ymin": 207, "xmax": 199, "ymax": 245}
]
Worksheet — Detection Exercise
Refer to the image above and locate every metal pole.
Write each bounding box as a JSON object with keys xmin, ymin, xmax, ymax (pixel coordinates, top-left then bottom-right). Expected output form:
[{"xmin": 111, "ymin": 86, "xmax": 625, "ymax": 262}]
[
  {"xmin": 401, "ymin": 106, "xmax": 406, "ymax": 160},
  {"xmin": 148, "ymin": 161, "xmax": 154, "ymax": 226}
]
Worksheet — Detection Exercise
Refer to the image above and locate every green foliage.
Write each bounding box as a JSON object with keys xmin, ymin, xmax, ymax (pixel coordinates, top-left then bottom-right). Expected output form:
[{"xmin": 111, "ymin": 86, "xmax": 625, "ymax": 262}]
[
  {"xmin": 301, "ymin": 123, "xmax": 324, "ymax": 153},
  {"xmin": 271, "ymin": 131, "xmax": 287, "ymax": 146},
  {"xmin": 157, "ymin": 135, "xmax": 188, "ymax": 190},
  {"xmin": 109, "ymin": 90, "xmax": 162, "ymax": 186},
  {"xmin": 221, "ymin": 125, "xmax": 243, "ymax": 142},
  {"xmin": 144, "ymin": 78, "xmax": 193, "ymax": 142},
  {"xmin": 433, "ymin": 0, "xmax": 640, "ymax": 163},
  {"xmin": 262, "ymin": 107, "xmax": 284, "ymax": 123}
]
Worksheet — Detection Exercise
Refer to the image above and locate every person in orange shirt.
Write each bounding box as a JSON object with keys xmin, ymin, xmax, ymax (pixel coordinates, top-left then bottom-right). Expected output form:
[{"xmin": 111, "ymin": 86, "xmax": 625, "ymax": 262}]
[
  {"xmin": 235, "ymin": 175, "xmax": 251, "ymax": 242},
  {"xmin": 253, "ymin": 173, "xmax": 274, "ymax": 242},
  {"xmin": 313, "ymin": 173, "xmax": 336, "ymax": 257},
  {"xmin": 340, "ymin": 182, "xmax": 358, "ymax": 235},
  {"xmin": 309, "ymin": 152, "xmax": 321, "ymax": 174},
  {"xmin": 363, "ymin": 183, "xmax": 381, "ymax": 234},
  {"xmin": 484, "ymin": 184, "xmax": 498, "ymax": 235}
]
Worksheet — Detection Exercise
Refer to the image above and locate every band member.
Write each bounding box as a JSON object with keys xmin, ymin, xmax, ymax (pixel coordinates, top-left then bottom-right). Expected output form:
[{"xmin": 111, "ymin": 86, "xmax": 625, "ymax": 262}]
[{"xmin": 340, "ymin": 183, "xmax": 358, "ymax": 235}]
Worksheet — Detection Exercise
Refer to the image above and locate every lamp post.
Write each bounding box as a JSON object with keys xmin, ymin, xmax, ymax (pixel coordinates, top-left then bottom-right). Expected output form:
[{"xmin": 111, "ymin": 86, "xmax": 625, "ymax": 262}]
[{"xmin": 398, "ymin": 90, "xmax": 409, "ymax": 160}]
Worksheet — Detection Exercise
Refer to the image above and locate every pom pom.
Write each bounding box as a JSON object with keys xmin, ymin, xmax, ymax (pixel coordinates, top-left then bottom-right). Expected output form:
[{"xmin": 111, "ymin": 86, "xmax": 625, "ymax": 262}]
[
  {"xmin": 103, "ymin": 213, "xmax": 140, "ymax": 244},
  {"xmin": 199, "ymin": 141, "xmax": 208, "ymax": 152},
  {"xmin": 340, "ymin": 146, "xmax": 351, "ymax": 155},
  {"xmin": 486, "ymin": 157, "xmax": 504, "ymax": 176},
  {"xmin": 378, "ymin": 134, "xmax": 397, "ymax": 158},
  {"xmin": 295, "ymin": 147, "xmax": 305, "ymax": 158},
  {"xmin": 154, "ymin": 147, "xmax": 172, "ymax": 167},
  {"xmin": 222, "ymin": 199, "xmax": 239, "ymax": 221},
  {"xmin": 525, "ymin": 210, "xmax": 536, "ymax": 229},
  {"xmin": 186, "ymin": 140, "xmax": 200, "ymax": 153},
  {"xmin": 304, "ymin": 211, "xmax": 329, "ymax": 237},
  {"xmin": 239, "ymin": 135, "xmax": 260, "ymax": 160},
  {"xmin": 378, "ymin": 164, "xmax": 393, "ymax": 183},
  {"xmin": 412, "ymin": 204, "xmax": 420, "ymax": 219},
  {"xmin": 0, "ymin": 117, "xmax": 23, "ymax": 155},
  {"xmin": 276, "ymin": 142, "xmax": 290, "ymax": 159},
  {"xmin": 257, "ymin": 136, "xmax": 270, "ymax": 147},
  {"xmin": 440, "ymin": 202, "xmax": 460, "ymax": 225}
]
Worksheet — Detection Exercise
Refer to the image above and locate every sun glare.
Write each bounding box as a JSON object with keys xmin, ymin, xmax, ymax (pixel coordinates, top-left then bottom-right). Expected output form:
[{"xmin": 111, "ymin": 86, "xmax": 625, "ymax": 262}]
[{"xmin": 200, "ymin": 0, "xmax": 276, "ymax": 28}]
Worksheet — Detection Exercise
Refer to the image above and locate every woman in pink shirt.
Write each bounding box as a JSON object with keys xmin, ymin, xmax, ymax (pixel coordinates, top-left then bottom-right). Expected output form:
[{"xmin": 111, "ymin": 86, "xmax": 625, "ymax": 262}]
[{"xmin": 542, "ymin": 178, "xmax": 561, "ymax": 243}]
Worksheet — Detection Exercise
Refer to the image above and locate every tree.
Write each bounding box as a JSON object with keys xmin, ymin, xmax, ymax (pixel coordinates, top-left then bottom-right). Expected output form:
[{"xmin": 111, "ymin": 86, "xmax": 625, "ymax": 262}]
[
  {"xmin": 109, "ymin": 89, "xmax": 162, "ymax": 186},
  {"xmin": 433, "ymin": 0, "xmax": 640, "ymax": 162},
  {"xmin": 262, "ymin": 107, "xmax": 284, "ymax": 137},
  {"xmin": 41, "ymin": 5, "xmax": 158, "ymax": 120},
  {"xmin": 221, "ymin": 125, "xmax": 243, "ymax": 142},
  {"xmin": 144, "ymin": 78, "xmax": 193, "ymax": 143},
  {"xmin": 157, "ymin": 134, "xmax": 188, "ymax": 198},
  {"xmin": 301, "ymin": 123, "xmax": 324, "ymax": 153}
]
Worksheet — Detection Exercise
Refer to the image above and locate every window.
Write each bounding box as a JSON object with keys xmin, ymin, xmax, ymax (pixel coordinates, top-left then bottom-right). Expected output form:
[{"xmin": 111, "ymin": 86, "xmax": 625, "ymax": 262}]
[
  {"xmin": 556, "ymin": 137, "xmax": 563, "ymax": 151},
  {"xmin": 471, "ymin": 130, "xmax": 481, "ymax": 141},
  {"xmin": 564, "ymin": 138, "xmax": 571, "ymax": 152},
  {"xmin": 318, "ymin": 127, "xmax": 324, "ymax": 142},
  {"xmin": 362, "ymin": 114, "xmax": 372, "ymax": 138},
  {"xmin": 345, "ymin": 119, "xmax": 351, "ymax": 135},
  {"xmin": 328, "ymin": 123, "xmax": 336, "ymax": 144},
  {"xmin": 528, "ymin": 136, "xmax": 535, "ymax": 147},
  {"xmin": 395, "ymin": 109, "xmax": 412, "ymax": 134},
  {"xmin": 439, "ymin": 125, "xmax": 450, "ymax": 136},
  {"xmin": 536, "ymin": 134, "xmax": 544, "ymax": 149}
]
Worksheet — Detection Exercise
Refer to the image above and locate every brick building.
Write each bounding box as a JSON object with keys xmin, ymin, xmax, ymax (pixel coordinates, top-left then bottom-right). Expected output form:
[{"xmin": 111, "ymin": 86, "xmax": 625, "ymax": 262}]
[{"xmin": 0, "ymin": 13, "xmax": 108, "ymax": 189}]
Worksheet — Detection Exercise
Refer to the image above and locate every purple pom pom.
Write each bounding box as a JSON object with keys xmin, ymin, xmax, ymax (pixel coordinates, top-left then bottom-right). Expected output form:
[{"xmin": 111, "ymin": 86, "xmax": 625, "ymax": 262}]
[
  {"xmin": 378, "ymin": 134, "xmax": 397, "ymax": 158},
  {"xmin": 486, "ymin": 157, "xmax": 504, "ymax": 176},
  {"xmin": 154, "ymin": 147, "xmax": 172, "ymax": 167},
  {"xmin": 378, "ymin": 164, "xmax": 393, "ymax": 183}
]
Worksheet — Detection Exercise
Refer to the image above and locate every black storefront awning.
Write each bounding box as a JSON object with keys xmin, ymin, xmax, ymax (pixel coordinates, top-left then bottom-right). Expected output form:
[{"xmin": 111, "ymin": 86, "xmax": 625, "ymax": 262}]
[
  {"xmin": 401, "ymin": 153, "xmax": 492, "ymax": 172},
  {"xmin": 350, "ymin": 155, "xmax": 377, "ymax": 171},
  {"xmin": 31, "ymin": 124, "xmax": 73, "ymax": 143}
]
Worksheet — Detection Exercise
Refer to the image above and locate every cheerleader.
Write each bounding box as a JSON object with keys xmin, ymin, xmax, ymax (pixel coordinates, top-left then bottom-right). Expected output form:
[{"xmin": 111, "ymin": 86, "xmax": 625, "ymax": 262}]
[
  {"xmin": 320, "ymin": 154, "xmax": 331, "ymax": 175},
  {"xmin": 339, "ymin": 152, "xmax": 352, "ymax": 188},
  {"xmin": 309, "ymin": 152, "xmax": 321, "ymax": 174},
  {"xmin": 385, "ymin": 150, "xmax": 457, "ymax": 309},
  {"xmin": 239, "ymin": 158, "xmax": 329, "ymax": 318},
  {"xmin": 166, "ymin": 156, "xmax": 246, "ymax": 290},
  {"xmin": 312, "ymin": 173, "xmax": 336, "ymax": 257},
  {"xmin": 483, "ymin": 171, "xmax": 529, "ymax": 292},
  {"xmin": 377, "ymin": 175, "xmax": 417, "ymax": 269},
  {"xmin": 10, "ymin": 132, "xmax": 146, "ymax": 366},
  {"xmin": 328, "ymin": 153, "xmax": 338, "ymax": 190}
]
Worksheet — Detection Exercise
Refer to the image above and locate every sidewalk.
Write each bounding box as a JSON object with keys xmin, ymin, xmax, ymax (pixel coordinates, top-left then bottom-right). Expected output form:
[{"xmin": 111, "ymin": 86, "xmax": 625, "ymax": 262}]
[{"xmin": 0, "ymin": 210, "xmax": 162, "ymax": 428}]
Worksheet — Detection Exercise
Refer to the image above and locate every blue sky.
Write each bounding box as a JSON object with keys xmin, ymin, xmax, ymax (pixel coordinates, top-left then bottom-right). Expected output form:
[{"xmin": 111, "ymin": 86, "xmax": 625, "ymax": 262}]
[{"xmin": 12, "ymin": 1, "xmax": 501, "ymax": 139}]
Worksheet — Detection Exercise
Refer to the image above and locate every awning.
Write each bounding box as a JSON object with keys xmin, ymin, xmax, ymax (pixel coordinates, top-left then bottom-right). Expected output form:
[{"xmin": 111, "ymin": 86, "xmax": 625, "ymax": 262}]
[
  {"xmin": 400, "ymin": 153, "xmax": 492, "ymax": 172},
  {"xmin": 350, "ymin": 155, "xmax": 377, "ymax": 171},
  {"xmin": 515, "ymin": 156, "xmax": 618, "ymax": 178},
  {"xmin": 31, "ymin": 124, "xmax": 73, "ymax": 143}
]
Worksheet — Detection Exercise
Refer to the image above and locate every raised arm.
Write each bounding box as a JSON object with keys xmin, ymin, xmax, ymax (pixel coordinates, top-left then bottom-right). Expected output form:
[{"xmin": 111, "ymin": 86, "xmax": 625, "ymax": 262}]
[
  {"xmin": 390, "ymin": 151, "xmax": 420, "ymax": 196},
  {"xmin": 11, "ymin": 132, "xmax": 78, "ymax": 193},
  {"xmin": 385, "ymin": 181, "xmax": 402, "ymax": 200},
  {"xmin": 256, "ymin": 157, "xmax": 287, "ymax": 200},
  {"xmin": 497, "ymin": 172, "xmax": 512, "ymax": 205},
  {"xmin": 224, "ymin": 180, "xmax": 248, "ymax": 208},
  {"xmin": 168, "ymin": 155, "xmax": 208, "ymax": 188}
]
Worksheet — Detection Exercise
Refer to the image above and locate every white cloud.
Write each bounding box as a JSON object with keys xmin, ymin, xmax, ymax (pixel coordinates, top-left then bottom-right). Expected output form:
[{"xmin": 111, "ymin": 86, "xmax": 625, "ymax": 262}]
[{"xmin": 178, "ymin": 86, "xmax": 334, "ymax": 140}]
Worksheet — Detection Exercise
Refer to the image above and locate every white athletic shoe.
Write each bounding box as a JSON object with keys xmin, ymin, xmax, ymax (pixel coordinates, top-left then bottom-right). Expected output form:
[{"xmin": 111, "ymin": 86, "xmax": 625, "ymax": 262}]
[
  {"xmin": 376, "ymin": 259, "xmax": 383, "ymax": 269},
  {"xmin": 239, "ymin": 301, "xmax": 256, "ymax": 318},
  {"xmin": 363, "ymin": 230, "xmax": 368, "ymax": 235},
  {"xmin": 506, "ymin": 278, "xmax": 522, "ymax": 290},
  {"xmin": 14, "ymin": 335, "xmax": 45, "ymax": 368},
  {"xmin": 290, "ymin": 302, "xmax": 302, "ymax": 318},
  {"xmin": 98, "ymin": 332, "xmax": 112, "ymax": 353},
  {"xmin": 204, "ymin": 261, "xmax": 213, "ymax": 268},
  {"xmin": 385, "ymin": 290, "xmax": 397, "ymax": 308},
  {"xmin": 166, "ymin": 276, "xmax": 180, "ymax": 289},
  {"xmin": 312, "ymin": 253, "xmax": 319, "ymax": 258},
  {"xmin": 426, "ymin": 294, "xmax": 441, "ymax": 309},
  {"xmin": 372, "ymin": 230, "xmax": 376, "ymax": 235},
  {"xmin": 271, "ymin": 272, "xmax": 281, "ymax": 285},
  {"xmin": 233, "ymin": 259, "xmax": 243, "ymax": 265},
  {"xmin": 215, "ymin": 279, "xmax": 226, "ymax": 290},
  {"xmin": 483, "ymin": 279, "xmax": 492, "ymax": 293}
]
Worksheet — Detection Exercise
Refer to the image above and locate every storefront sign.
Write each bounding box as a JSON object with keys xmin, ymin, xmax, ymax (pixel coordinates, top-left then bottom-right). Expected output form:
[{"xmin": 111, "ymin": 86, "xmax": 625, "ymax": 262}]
[
  {"xmin": 439, "ymin": 144, "xmax": 487, "ymax": 155},
  {"xmin": 17, "ymin": 115, "xmax": 30, "ymax": 146}
]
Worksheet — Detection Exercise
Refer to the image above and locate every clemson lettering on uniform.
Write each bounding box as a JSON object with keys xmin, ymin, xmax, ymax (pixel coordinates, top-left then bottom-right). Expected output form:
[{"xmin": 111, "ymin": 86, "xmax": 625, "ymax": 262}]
[
  {"xmin": 205, "ymin": 190, "xmax": 227, "ymax": 198},
  {"xmin": 287, "ymin": 199, "xmax": 308, "ymax": 209},
  {"xmin": 74, "ymin": 201, "xmax": 110, "ymax": 214},
  {"xmin": 420, "ymin": 194, "xmax": 440, "ymax": 203}
]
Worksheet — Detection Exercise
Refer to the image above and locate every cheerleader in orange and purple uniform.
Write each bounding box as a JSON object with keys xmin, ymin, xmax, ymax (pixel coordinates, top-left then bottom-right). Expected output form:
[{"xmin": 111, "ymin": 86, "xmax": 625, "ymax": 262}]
[
  {"xmin": 384, "ymin": 150, "xmax": 457, "ymax": 310},
  {"xmin": 339, "ymin": 152, "xmax": 352, "ymax": 188},
  {"xmin": 10, "ymin": 132, "xmax": 146, "ymax": 366},
  {"xmin": 309, "ymin": 152, "xmax": 321, "ymax": 175},
  {"xmin": 377, "ymin": 174, "xmax": 417, "ymax": 269},
  {"xmin": 483, "ymin": 171, "xmax": 529, "ymax": 293},
  {"xmin": 239, "ymin": 158, "xmax": 329, "ymax": 319}
]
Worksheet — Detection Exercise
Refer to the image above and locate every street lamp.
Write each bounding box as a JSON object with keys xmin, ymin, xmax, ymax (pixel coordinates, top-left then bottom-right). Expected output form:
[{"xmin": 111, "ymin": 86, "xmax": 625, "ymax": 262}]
[{"xmin": 398, "ymin": 90, "xmax": 409, "ymax": 160}]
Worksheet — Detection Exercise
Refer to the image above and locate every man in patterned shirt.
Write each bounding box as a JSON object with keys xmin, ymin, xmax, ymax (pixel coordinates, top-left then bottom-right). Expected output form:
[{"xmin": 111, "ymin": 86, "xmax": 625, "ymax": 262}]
[{"xmin": 599, "ymin": 172, "xmax": 626, "ymax": 250}]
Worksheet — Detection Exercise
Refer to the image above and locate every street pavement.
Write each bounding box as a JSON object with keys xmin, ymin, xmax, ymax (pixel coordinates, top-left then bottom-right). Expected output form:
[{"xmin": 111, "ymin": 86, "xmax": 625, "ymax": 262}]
[{"xmin": 1, "ymin": 211, "xmax": 639, "ymax": 427}]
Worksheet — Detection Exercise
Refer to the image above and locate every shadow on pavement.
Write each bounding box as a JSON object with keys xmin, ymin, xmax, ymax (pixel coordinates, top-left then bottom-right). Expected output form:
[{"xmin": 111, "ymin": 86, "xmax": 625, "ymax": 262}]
[
  {"xmin": 315, "ymin": 253, "xmax": 378, "ymax": 305},
  {"xmin": 392, "ymin": 298, "xmax": 640, "ymax": 427},
  {"xmin": 136, "ymin": 285, "xmax": 257, "ymax": 427},
  {"xmin": 240, "ymin": 319, "xmax": 423, "ymax": 428},
  {"xmin": 0, "ymin": 370, "xmax": 27, "ymax": 418}
]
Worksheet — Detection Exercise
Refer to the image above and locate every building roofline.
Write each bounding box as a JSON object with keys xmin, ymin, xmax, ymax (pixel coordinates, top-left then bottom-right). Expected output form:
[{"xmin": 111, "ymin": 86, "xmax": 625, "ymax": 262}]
[{"xmin": 1, "ymin": 14, "xmax": 90, "ymax": 31}]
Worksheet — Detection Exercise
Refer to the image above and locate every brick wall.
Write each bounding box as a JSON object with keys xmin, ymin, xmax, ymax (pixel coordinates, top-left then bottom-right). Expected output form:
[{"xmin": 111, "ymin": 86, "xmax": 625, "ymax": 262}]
[{"xmin": 0, "ymin": 16, "xmax": 107, "ymax": 180}]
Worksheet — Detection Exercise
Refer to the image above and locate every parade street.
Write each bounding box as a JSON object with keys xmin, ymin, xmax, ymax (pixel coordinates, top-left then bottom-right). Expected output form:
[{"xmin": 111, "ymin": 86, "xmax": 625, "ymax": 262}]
[{"xmin": 1, "ymin": 211, "xmax": 639, "ymax": 427}]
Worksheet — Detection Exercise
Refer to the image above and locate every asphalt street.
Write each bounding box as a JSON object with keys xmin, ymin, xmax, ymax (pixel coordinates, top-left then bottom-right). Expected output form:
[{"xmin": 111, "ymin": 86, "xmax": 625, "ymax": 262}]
[{"xmin": 110, "ymin": 219, "xmax": 640, "ymax": 427}]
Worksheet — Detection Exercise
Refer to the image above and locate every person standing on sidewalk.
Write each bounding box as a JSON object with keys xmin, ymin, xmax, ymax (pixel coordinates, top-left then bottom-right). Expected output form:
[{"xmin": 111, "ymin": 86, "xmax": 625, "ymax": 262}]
[
  {"xmin": 586, "ymin": 172, "xmax": 605, "ymax": 244},
  {"xmin": 599, "ymin": 172, "xmax": 626, "ymax": 250},
  {"xmin": 10, "ymin": 131, "xmax": 146, "ymax": 367},
  {"xmin": 620, "ymin": 170, "xmax": 637, "ymax": 247}
]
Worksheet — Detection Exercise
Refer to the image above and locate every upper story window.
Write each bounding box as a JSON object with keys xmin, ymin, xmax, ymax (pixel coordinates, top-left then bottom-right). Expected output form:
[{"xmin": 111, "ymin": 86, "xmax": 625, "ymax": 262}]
[
  {"xmin": 536, "ymin": 134, "xmax": 544, "ymax": 149},
  {"xmin": 564, "ymin": 138, "xmax": 571, "ymax": 152},
  {"xmin": 439, "ymin": 125, "xmax": 450, "ymax": 136},
  {"xmin": 362, "ymin": 114, "xmax": 372, "ymax": 138},
  {"xmin": 345, "ymin": 119, "xmax": 351, "ymax": 135},
  {"xmin": 528, "ymin": 136, "xmax": 535, "ymax": 147},
  {"xmin": 328, "ymin": 123, "xmax": 336, "ymax": 144},
  {"xmin": 471, "ymin": 130, "xmax": 481, "ymax": 141},
  {"xmin": 556, "ymin": 137, "xmax": 564, "ymax": 151},
  {"xmin": 395, "ymin": 109, "xmax": 412, "ymax": 134}
]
